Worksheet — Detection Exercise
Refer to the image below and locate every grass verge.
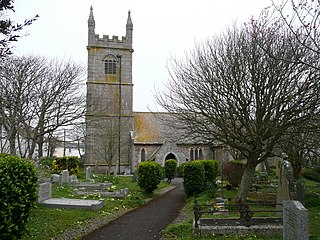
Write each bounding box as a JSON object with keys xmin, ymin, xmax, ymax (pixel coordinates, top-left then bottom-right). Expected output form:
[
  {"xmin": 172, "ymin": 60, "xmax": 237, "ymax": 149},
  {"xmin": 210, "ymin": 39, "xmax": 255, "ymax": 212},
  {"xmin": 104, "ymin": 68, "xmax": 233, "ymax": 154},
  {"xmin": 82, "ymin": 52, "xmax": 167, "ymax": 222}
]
[{"xmin": 24, "ymin": 175, "xmax": 170, "ymax": 240}]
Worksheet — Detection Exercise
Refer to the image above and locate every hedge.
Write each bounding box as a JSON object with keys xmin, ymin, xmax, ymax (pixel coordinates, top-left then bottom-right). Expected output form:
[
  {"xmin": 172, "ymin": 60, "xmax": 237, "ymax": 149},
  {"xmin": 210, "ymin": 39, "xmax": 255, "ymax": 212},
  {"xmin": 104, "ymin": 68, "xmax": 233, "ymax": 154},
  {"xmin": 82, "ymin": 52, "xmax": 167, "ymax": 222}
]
[
  {"xmin": 183, "ymin": 160, "xmax": 205, "ymax": 196},
  {"xmin": 137, "ymin": 161, "xmax": 163, "ymax": 192},
  {"xmin": 165, "ymin": 159, "xmax": 177, "ymax": 181},
  {"xmin": 52, "ymin": 156, "xmax": 79, "ymax": 175},
  {"xmin": 0, "ymin": 154, "xmax": 38, "ymax": 240}
]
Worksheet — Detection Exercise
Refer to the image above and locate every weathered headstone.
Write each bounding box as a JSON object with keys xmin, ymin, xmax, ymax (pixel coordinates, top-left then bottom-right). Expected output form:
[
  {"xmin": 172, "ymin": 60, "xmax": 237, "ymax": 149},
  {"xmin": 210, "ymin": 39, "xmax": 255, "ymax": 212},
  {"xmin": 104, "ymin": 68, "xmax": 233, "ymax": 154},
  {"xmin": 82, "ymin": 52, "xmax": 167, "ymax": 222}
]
[
  {"xmin": 86, "ymin": 166, "xmax": 91, "ymax": 181},
  {"xmin": 296, "ymin": 180, "xmax": 305, "ymax": 206},
  {"xmin": 276, "ymin": 160, "xmax": 296, "ymax": 207},
  {"xmin": 61, "ymin": 169, "xmax": 70, "ymax": 185},
  {"xmin": 70, "ymin": 175, "xmax": 78, "ymax": 183},
  {"xmin": 132, "ymin": 171, "xmax": 137, "ymax": 182},
  {"xmin": 283, "ymin": 201, "xmax": 309, "ymax": 240},
  {"xmin": 38, "ymin": 182, "xmax": 52, "ymax": 203},
  {"xmin": 51, "ymin": 174, "xmax": 60, "ymax": 183}
]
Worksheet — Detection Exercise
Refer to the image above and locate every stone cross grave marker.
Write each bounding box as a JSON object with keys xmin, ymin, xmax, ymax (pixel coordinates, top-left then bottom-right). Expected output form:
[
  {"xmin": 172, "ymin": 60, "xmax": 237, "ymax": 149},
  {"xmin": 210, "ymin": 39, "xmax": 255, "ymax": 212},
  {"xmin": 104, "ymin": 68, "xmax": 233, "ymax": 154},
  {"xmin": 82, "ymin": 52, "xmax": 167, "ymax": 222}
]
[{"xmin": 283, "ymin": 200, "xmax": 309, "ymax": 240}]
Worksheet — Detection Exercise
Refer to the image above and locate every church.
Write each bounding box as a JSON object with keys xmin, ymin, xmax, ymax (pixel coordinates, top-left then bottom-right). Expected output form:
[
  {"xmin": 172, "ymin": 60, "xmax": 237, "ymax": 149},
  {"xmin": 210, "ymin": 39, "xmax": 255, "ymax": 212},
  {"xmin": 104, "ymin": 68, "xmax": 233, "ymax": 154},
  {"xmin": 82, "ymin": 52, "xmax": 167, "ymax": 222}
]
[{"xmin": 84, "ymin": 7, "xmax": 229, "ymax": 174}]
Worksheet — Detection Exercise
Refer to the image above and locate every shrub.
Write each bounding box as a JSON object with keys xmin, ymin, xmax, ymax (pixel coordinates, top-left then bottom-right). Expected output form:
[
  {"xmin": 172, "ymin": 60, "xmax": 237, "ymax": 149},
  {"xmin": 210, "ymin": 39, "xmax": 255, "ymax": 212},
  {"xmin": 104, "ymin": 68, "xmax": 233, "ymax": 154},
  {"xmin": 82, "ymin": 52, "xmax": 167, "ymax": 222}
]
[
  {"xmin": 183, "ymin": 161, "xmax": 205, "ymax": 196},
  {"xmin": 0, "ymin": 154, "xmax": 38, "ymax": 240},
  {"xmin": 303, "ymin": 168, "xmax": 320, "ymax": 182},
  {"xmin": 165, "ymin": 159, "xmax": 177, "ymax": 181},
  {"xmin": 137, "ymin": 161, "xmax": 163, "ymax": 192},
  {"xmin": 39, "ymin": 156, "xmax": 55, "ymax": 168},
  {"xmin": 222, "ymin": 160, "xmax": 246, "ymax": 187},
  {"xmin": 52, "ymin": 156, "xmax": 79, "ymax": 175},
  {"xmin": 177, "ymin": 162, "xmax": 187, "ymax": 177},
  {"xmin": 202, "ymin": 160, "xmax": 219, "ymax": 185}
]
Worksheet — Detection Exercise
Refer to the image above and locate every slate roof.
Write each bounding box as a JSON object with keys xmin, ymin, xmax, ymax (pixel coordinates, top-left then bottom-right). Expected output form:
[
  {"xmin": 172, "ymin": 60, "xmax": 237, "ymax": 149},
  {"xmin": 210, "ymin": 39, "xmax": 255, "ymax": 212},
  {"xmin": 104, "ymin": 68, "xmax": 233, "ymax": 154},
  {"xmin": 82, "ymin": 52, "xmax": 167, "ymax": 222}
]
[{"xmin": 133, "ymin": 112, "xmax": 201, "ymax": 145}]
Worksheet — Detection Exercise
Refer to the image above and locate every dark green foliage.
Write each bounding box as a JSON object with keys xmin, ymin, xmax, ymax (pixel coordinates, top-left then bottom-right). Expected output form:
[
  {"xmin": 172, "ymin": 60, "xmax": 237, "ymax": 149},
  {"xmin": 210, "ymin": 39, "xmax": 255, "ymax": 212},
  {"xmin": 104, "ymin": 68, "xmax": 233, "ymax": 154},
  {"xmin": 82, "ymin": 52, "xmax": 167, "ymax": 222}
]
[
  {"xmin": 51, "ymin": 156, "xmax": 79, "ymax": 175},
  {"xmin": 303, "ymin": 168, "xmax": 320, "ymax": 182},
  {"xmin": 183, "ymin": 161, "xmax": 205, "ymax": 196},
  {"xmin": 137, "ymin": 161, "xmax": 163, "ymax": 192},
  {"xmin": 177, "ymin": 162, "xmax": 187, "ymax": 177},
  {"xmin": 202, "ymin": 160, "xmax": 219, "ymax": 185},
  {"xmin": 222, "ymin": 160, "xmax": 246, "ymax": 187},
  {"xmin": 39, "ymin": 156, "xmax": 55, "ymax": 168},
  {"xmin": 0, "ymin": 154, "xmax": 38, "ymax": 240},
  {"xmin": 165, "ymin": 159, "xmax": 177, "ymax": 181}
]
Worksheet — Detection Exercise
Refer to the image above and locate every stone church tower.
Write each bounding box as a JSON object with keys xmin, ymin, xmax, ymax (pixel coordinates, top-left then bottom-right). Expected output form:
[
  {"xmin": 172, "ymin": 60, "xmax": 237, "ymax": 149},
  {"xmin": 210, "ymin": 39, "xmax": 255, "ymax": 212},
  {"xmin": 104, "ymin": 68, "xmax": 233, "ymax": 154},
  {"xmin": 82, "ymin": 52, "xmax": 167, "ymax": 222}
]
[{"xmin": 85, "ymin": 6, "xmax": 134, "ymax": 174}]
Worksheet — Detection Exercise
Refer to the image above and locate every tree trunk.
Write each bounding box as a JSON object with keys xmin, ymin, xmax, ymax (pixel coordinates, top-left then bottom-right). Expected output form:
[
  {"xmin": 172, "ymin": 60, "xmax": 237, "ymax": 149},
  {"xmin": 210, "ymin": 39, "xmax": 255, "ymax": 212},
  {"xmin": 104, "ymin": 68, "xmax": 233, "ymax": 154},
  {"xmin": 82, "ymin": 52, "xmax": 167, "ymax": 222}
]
[
  {"xmin": 236, "ymin": 164, "xmax": 256, "ymax": 203},
  {"xmin": 8, "ymin": 129, "xmax": 17, "ymax": 155},
  {"xmin": 37, "ymin": 135, "xmax": 44, "ymax": 158}
]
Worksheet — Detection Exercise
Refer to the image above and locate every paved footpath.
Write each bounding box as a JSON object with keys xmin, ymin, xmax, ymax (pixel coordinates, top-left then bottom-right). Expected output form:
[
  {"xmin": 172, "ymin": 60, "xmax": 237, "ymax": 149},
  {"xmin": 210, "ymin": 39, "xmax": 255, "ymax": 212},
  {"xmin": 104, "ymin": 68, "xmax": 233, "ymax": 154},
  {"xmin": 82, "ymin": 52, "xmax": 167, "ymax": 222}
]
[{"xmin": 81, "ymin": 178, "xmax": 186, "ymax": 240}]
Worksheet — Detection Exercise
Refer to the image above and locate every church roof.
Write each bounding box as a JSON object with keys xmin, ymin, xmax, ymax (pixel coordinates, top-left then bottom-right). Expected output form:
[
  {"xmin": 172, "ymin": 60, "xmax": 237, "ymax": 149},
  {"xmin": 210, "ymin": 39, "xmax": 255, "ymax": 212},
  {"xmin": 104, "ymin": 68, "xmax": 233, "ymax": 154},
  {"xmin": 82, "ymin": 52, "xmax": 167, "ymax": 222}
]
[{"xmin": 133, "ymin": 112, "xmax": 199, "ymax": 144}]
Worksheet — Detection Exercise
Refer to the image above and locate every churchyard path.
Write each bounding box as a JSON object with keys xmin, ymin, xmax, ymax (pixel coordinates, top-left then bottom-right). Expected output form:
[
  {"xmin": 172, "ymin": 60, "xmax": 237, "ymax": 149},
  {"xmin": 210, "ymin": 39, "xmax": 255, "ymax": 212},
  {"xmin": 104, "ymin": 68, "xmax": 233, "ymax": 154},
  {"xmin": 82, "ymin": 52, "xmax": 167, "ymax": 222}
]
[{"xmin": 81, "ymin": 178, "xmax": 186, "ymax": 240}]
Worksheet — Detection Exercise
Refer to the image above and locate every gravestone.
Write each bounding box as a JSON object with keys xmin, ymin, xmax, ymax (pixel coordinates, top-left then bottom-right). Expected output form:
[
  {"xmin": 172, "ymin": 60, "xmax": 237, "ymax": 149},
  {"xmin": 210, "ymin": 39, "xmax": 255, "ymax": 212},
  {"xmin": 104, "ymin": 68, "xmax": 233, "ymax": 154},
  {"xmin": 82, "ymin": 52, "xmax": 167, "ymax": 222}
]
[
  {"xmin": 132, "ymin": 171, "xmax": 137, "ymax": 182},
  {"xmin": 296, "ymin": 180, "xmax": 305, "ymax": 206},
  {"xmin": 70, "ymin": 175, "xmax": 78, "ymax": 183},
  {"xmin": 38, "ymin": 182, "xmax": 104, "ymax": 210},
  {"xmin": 86, "ymin": 166, "xmax": 91, "ymax": 181},
  {"xmin": 61, "ymin": 169, "xmax": 70, "ymax": 185},
  {"xmin": 283, "ymin": 201, "xmax": 309, "ymax": 240},
  {"xmin": 51, "ymin": 174, "xmax": 60, "ymax": 183},
  {"xmin": 276, "ymin": 160, "xmax": 296, "ymax": 206},
  {"xmin": 38, "ymin": 182, "xmax": 52, "ymax": 203}
]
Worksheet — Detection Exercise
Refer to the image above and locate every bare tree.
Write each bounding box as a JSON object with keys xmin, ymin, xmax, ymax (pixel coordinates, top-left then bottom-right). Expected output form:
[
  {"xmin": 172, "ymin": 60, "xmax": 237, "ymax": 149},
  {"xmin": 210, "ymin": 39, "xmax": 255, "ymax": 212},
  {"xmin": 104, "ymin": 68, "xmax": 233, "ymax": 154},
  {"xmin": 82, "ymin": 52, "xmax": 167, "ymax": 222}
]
[
  {"xmin": 279, "ymin": 119, "xmax": 320, "ymax": 177},
  {"xmin": 0, "ymin": 55, "xmax": 85, "ymax": 159},
  {"xmin": 253, "ymin": 0, "xmax": 320, "ymax": 173},
  {"xmin": 156, "ymin": 23, "xmax": 320, "ymax": 202},
  {"xmin": 258, "ymin": 0, "xmax": 320, "ymax": 69},
  {"xmin": 0, "ymin": 0, "xmax": 38, "ymax": 58}
]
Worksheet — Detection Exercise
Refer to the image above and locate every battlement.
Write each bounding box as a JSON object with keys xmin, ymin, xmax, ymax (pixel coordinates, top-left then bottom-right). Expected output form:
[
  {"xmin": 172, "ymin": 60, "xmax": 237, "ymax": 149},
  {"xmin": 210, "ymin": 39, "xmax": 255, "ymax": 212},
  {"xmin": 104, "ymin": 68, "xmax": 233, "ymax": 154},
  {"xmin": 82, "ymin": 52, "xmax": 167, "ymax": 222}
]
[{"xmin": 94, "ymin": 34, "xmax": 127, "ymax": 43}]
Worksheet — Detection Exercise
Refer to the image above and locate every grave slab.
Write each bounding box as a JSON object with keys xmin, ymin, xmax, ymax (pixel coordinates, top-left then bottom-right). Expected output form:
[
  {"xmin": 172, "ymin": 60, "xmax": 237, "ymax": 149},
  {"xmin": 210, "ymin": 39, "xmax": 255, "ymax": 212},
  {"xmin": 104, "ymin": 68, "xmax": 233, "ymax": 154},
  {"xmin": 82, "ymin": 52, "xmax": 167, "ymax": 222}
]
[{"xmin": 40, "ymin": 198, "xmax": 104, "ymax": 211}]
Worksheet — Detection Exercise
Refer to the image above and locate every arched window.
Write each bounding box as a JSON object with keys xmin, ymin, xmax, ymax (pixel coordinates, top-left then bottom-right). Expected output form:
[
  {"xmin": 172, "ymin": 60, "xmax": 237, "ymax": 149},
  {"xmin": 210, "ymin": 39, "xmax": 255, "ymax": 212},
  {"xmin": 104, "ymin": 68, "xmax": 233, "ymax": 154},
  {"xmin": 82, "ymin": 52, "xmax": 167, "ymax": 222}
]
[
  {"xmin": 104, "ymin": 54, "xmax": 117, "ymax": 75},
  {"xmin": 141, "ymin": 148, "xmax": 146, "ymax": 162},
  {"xmin": 195, "ymin": 148, "xmax": 199, "ymax": 160},
  {"xmin": 190, "ymin": 148, "xmax": 194, "ymax": 161},
  {"xmin": 105, "ymin": 59, "xmax": 116, "ymax": 74},
  {"xmin": 199, "ymin": 148, "xmax": 203, "ymax": 160}
]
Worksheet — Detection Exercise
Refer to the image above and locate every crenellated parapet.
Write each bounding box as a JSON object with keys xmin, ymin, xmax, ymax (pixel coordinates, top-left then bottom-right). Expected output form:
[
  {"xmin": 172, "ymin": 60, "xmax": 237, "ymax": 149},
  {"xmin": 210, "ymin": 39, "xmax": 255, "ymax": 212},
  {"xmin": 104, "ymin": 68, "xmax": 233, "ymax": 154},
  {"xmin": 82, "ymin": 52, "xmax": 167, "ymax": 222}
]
[
  {"xmin": 88, "ymin": 34, "xmax": 132, "ymax": 50},
  {"xmin": 88, "ymin": 6, "xmax": 133, "ymax": 50}
]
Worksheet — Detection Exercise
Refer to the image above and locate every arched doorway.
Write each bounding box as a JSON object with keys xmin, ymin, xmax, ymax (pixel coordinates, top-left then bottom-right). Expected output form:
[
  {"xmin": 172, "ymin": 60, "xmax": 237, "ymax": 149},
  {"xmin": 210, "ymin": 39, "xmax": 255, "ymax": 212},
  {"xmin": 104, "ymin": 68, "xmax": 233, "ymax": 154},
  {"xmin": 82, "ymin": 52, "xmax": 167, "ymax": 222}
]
[{"xmin": 165, "ymin": 153, "xmax": 176, "ymax": 160}]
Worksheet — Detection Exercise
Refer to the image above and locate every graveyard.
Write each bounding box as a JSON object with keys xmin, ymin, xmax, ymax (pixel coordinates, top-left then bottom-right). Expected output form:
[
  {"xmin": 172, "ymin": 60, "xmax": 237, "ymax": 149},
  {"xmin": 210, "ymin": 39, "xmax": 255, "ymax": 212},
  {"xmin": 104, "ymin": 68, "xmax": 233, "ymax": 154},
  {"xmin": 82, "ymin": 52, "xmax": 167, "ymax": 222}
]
[
  {"xmin": 15, "ymin": 160, "xmax": 319, "ymax": 240},
  {"xmin": 22, "ymin": 168, "xmax": 171, "ymax": 240},
  {"xmin": 161, "ymin": 168, "xmax": 320, "ymax": 240}
]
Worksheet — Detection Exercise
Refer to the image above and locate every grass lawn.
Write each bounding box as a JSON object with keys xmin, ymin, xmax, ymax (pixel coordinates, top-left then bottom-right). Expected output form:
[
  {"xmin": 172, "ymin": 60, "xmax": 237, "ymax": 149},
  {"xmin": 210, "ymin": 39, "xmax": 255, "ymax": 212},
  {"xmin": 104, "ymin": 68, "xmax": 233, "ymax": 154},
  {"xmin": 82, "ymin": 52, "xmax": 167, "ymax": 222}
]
[
  {"xmin": 23, "ymin": 175, "xmax": 170, "ymax": 240},
  {"xmin": 162, "ymin": 178, "xmax": 320, "ymax": 240}
]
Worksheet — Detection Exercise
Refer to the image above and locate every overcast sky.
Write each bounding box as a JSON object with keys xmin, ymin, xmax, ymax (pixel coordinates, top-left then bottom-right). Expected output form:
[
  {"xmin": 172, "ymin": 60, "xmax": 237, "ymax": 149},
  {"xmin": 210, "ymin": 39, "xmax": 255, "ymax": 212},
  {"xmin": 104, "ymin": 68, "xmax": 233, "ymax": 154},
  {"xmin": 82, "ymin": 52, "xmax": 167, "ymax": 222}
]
[{"xmin": 12, "ymin": 0, "xmax": 272, "ymax": 111}]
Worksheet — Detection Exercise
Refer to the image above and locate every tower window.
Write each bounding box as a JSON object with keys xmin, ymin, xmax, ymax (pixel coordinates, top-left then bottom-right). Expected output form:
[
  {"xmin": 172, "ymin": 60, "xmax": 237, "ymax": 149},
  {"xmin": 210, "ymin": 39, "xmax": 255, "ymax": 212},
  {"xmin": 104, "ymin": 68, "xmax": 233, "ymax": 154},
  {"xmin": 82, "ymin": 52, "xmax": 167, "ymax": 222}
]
[{"xmin": 105, "ymin": 60, "xmax": 116, "ymax": 75}]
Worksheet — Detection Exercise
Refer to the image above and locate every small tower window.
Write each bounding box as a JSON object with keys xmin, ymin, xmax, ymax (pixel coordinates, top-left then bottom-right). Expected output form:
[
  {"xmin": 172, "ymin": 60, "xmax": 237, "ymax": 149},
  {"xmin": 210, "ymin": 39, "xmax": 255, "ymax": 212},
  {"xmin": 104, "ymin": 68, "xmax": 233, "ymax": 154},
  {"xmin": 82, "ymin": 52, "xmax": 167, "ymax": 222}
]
[{"xmin": 105, "ymin": 60, "xmax": 117, "ymax": 75}]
